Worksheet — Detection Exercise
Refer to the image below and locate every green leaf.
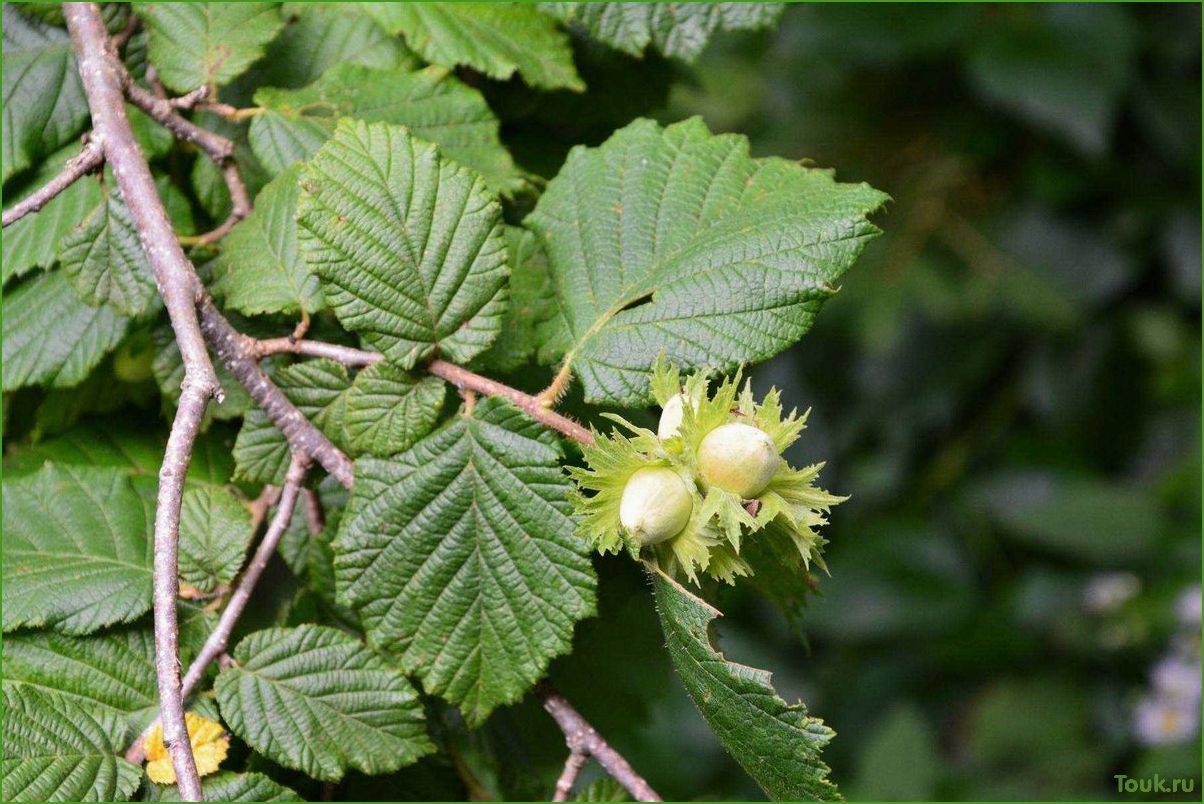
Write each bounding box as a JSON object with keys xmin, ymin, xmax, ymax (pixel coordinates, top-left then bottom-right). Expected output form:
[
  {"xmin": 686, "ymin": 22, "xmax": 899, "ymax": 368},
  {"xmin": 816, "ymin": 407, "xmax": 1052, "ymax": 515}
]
[
  {"xmin": 298, "ymin": 119, "xmax": 509, "ymax": 369},
  {"xmin": 524, "ymin": 117, "xmax": 888, "ymax": 404},
  {"xmin": 1, "ymin": 5, "xmax": 89, "ymax": 182},
  {"xmin": 343, "ymin": 362, "xmax": 446, "ymax": 458},
  {"xmin": 133, "ymin": 2, "xmax": 285, "ymax": 92},
  {"xmin": 2, "ymin": 603, "xmax": 214, "ymax": 732},
  {"xmin": 59, "ymin": 189, "xmax": 158, "ymax": 317},
  {"xmin": 178, "ymin": 485, "xmax": 253, "ymax": 593},
  {"xmin": 478, "ymin": 227, "xmax": 559, "ymax": 371},
  {"xmin": 248, "ymin": 63, "xmax": 521, "ymax": 194},
  {"xmin": 2, "ymin": 420, "xmax": 164, "ymax": 478},
  {"xmin": 652, "ymin": 568, "xmax": 839, "ymax": 801},
  {"xmin": 156, "ymin": 772, "xmax": 302, "ymax": 802},
  {"xmin": 248, "ymin": 4, "xmax": 418, "ymax": 91},
  {"xmin": 2, "ymin": 146, "xmax": 103, "ymax": 283},
  {"xmin": 2, "ymin": 464, "xmax": 152, "ymax": 635},
  {"xmin": 2, "ymin": 270, "xmax": 131, "ymax": 392},
  {"xmin": 215, "ymin": 624, "xmax": 434, "ymax": 781},
  {"xmin": 334, "ymin": 397, "xmax": 596, "ymax": 725},
  {"xmin": 211, "ymin": 165, "xmax": 323, "ymax": 316},
  {"xmin": 365, "ymin": 3, "xmax": 583, "ymax": 91},
  {"xmin": 1, "ymin": 685, "xmax": 141, "ymax": 803},
  {"xmin": 540, "ymin": 2, "xmax": 783, "ymax": 62},
  {"xmin": 232, "ymin": 358, "xmax": 352, "ymax": 485}
]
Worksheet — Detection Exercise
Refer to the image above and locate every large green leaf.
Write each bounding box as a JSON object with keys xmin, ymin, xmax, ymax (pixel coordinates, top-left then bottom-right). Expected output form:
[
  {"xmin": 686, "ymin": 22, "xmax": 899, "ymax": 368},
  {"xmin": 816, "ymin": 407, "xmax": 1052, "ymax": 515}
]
[
  {"xmin": 2, "ymin": 464, "xmax": 152, "ymax": 635},
  {"xmin": 178, "ymin": 485, "xmax": 253, "ymax": 593},
  {"xmin": 334, "ymin": 398, "xmax": 596, "ymax": 725},
  {"xmin": 2, "ymin": 420, "xmax": 164, "ymax": 478},
  {"xmin": 541, "ymin": 2, "xmax": 784, "ymax": 62},
  {"xmin": 2, "ymin": 604, "xmax": 214, "ymax": 732},
  {"xmin": 2, "ymin": 270, "xmax": 131, "ymax": 392},
  {"xmin": 652, "ymin": 569, "xmax": 839, "ymax": 801},
  {"xmin": 155, "ymin": 772, "xmax": 301, "ymax": 802},
  {"xmin": 298, "ymin": 120, "xmax": 509, "ymax": 369},
  {"xmin": 59, "ymin": 190, "xmax": 157, "ymax": 316},
  {"xmin": 248, "ymin": 63, "xmax": 520, "ymax": 193},
  {"xmin": 365, "ymin": 3, "xmax": 583, "ymax": 91},
  {"xmin": 524, "ymin": 117, "xmax": 889, "ymax": 404},
  {"xmin": 133, "ymin": 2, "xmax": 284, "ymax": 92},
  {"xmin": 2, "ymin": 146, "xmax": 103, "ymax": 283},
  {"xmin": 215, "ymin": 624, "xmax": 434, "ymax": 781},
  {"xmin": 211, "ymin": 165, "xmax": 323, "ymax": 316},
  {"xmin": 1, "ymin": 5, "xmax": 89, "ymax": 182},
  {"xmin": 1, "ymin": 685, "xmax": 141, "ymax": 803}
]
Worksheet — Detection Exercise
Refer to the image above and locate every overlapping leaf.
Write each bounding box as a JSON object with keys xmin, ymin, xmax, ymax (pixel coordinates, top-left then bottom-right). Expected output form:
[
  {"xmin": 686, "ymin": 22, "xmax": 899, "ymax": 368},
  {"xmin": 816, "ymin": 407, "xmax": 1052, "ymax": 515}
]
[
  {"xmin": 478, "ymin": 227, "xmax": 559, "ymax": 371},
  {"xmin": 343, "ymin": 363, "xmax": 446, "ymax": 457},
  {"xmin": 1, "ymin": 685, "xmax": 141, "ymax": 803},
  {"xmin": 2, "ymin": 604, "xmax": 214, "ymax": 732},
  {"xmin": 215, "ymin": 624, "xmax": 433, "ymax": 781},
  {"xmin": 2, "ymin": 146, "xmax": 103, "ymax": 283},
  {"xmin": 155, "ymin": 772, "xmax": 301, "ymax": 802},
  {"xmin": 541, "ymin": 2, "xmax": 784, "ymax": 62},
  {"xmin": 2, "ymin": 271, "xmax": 131, "ymax": 392},
  {"xmin": 59, "ymin": 190, "xmax": 158, "ymax": 316},
  {"xmin": 652, "ymin": 569, "xmax": 839, "ymax": 801},
  {"xmin": 249, "ymin": 64, "xmax": 520, "ymax": 193},
  {"xmin": 365, "ymin": 3, "xmax": 583, "ymax": 91},
  {"xmin": 524, "ymin": 117, "xmax": 889, "ymax": 404},
  {"xmin": 298, "ymin": 120, "xmax": 509, "ymax": 369},
  {"xmin": 1, "ymin": 5, "xmax": 89, "ymax": 182},
  {"xmin": 2, "ymin": 464, "xmax": 152, "ymax": 634},
  {"xmin": 248, "ymin": 3, "xmax": 418, "ymax": 91},
  {"xmin": 334, "ymin": 398, "xmax": 597, "ymax": 725},
  {"xmin": 211, "ymin": 165, "xmax": 323, "ymax": 316},
  {"xmin": 134, "ymin": 2, "xmax": 284, "ymax": 92},
  {"xmin": 178, "ymin": 485, "xmax": 253, "ymax": 593}
]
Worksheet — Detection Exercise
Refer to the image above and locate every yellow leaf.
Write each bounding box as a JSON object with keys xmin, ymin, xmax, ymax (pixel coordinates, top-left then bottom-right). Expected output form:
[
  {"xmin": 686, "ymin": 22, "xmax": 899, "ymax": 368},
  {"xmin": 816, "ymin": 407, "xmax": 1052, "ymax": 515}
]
[{"xmin": 144, "ymin": 712, "xmax": 229, "ymax": 784}]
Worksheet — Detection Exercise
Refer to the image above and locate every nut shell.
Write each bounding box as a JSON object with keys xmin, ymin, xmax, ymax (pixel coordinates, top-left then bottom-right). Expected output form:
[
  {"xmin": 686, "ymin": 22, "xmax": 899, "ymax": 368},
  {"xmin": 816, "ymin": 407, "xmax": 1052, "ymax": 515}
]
[
  {"xmin": 619, "ymin": 466, "xmax": 693, "ymax": 545},
  {"xmin": 697, "ymin": 422, "xmax": 780, "ymax": 498}
]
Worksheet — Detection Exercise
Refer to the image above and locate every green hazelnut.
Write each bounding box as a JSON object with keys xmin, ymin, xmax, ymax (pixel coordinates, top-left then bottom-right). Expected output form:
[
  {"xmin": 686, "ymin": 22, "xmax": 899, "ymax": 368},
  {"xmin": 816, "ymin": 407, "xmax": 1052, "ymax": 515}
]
[
  {"xmin": 619, "ymin": 466, "xmax": 693, "ymax": 545},
  {"xmin": 697, "ymin": 422, "xmax": 780, "ymax": 499},
  {"xmin": 657, "ymin": 392, "xmax": 698, "ymax": 440}
]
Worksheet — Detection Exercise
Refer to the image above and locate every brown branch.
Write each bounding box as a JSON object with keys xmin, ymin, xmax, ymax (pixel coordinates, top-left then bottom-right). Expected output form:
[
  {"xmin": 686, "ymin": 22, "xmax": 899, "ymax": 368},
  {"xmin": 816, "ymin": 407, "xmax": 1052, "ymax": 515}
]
[
  {"xmin": 537, "ymin": 683, "xmax": 662, "ymax": 802},
  {"xmin": 252, "ymin": 338, "xmax": 595, "ymax": 446},
  {"xmin": 1, "ymin": 138, "xmax": 104, "ymax": 227},
  {"xmin": 124, "ymin": 81, "xmax": 250, "ymax": 247},
  {"xmin": 128, "ymin": 457, "xmax": 308, "ymax": 765},
  {"xmin": 66, "ymin": 6, "xmax": 221, "ymax": 799},
  {"xmin": 198, "ymin": 298, "xmax": 355, "ymax": 488},
  {"xmin": 552, "ymin": 749, "xmax": 589, "ymax": 802},
  {"xmin": 124, "ymin": 81, "xmax": 234, "ymax": 162}
]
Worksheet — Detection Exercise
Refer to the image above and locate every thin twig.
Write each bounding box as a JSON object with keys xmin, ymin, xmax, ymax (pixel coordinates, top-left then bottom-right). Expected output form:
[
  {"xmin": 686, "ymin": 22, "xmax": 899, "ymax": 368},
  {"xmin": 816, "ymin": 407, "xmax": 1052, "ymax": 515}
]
[
  {"xmin": 128, "ymin": 457, "xmax": 309, "ymax": 765},
  {"xmin": 182, "ymin": 455, "xmax": 308, "ymax": 697},
  {"xmin": 169, "ymin": 85, "xmax": 211, "ymax": 111},
  {"xmin": 66, "ymin": 6, "xmax": 220, "ymax": 798},
  {"xmin": 251, "ymin": 338, "xmax": 595, "ymax": 445},
  {"xmin": 552, "ymin": 749, "xmax": 589, "ymax": 801},
  {"xmin": 537, "ymin": 682, "xmax": 662, "ymax": 802},
  {"xmin": 124, "ymin": 81, "xmax": 234, "ymax": 162},
  {"xmin": 198, "ymin": 299, "xmax": 356, "ymax": 488},
  {"xmin": 1, "ymin": 138, "xmax": 104, "ymax": 227},
  {"xmin": 302, "ymin": 488, "xmax": 324, "ymax": 536},
  {"xmin": 124, "ymin": 81, "xmax": 250, "ymax": 246}
]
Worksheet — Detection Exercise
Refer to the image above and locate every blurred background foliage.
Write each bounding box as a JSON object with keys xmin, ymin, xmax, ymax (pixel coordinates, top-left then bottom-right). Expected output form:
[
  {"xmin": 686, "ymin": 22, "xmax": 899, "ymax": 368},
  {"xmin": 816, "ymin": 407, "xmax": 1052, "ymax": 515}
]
[
  {"xmin": 3, "ymin": 4, "xmax": 1198, "ymax": 801},
  {"xmin": 509, "ymin": 4, "xmax": 1201, "ymax": 801}
]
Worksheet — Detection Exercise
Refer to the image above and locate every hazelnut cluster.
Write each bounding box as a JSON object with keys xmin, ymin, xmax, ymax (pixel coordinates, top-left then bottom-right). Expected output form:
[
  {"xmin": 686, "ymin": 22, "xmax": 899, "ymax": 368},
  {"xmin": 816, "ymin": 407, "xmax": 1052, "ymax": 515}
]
[{"xmin": 569, "ymin": 359, "xmax": 845, "ymax": 585}]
